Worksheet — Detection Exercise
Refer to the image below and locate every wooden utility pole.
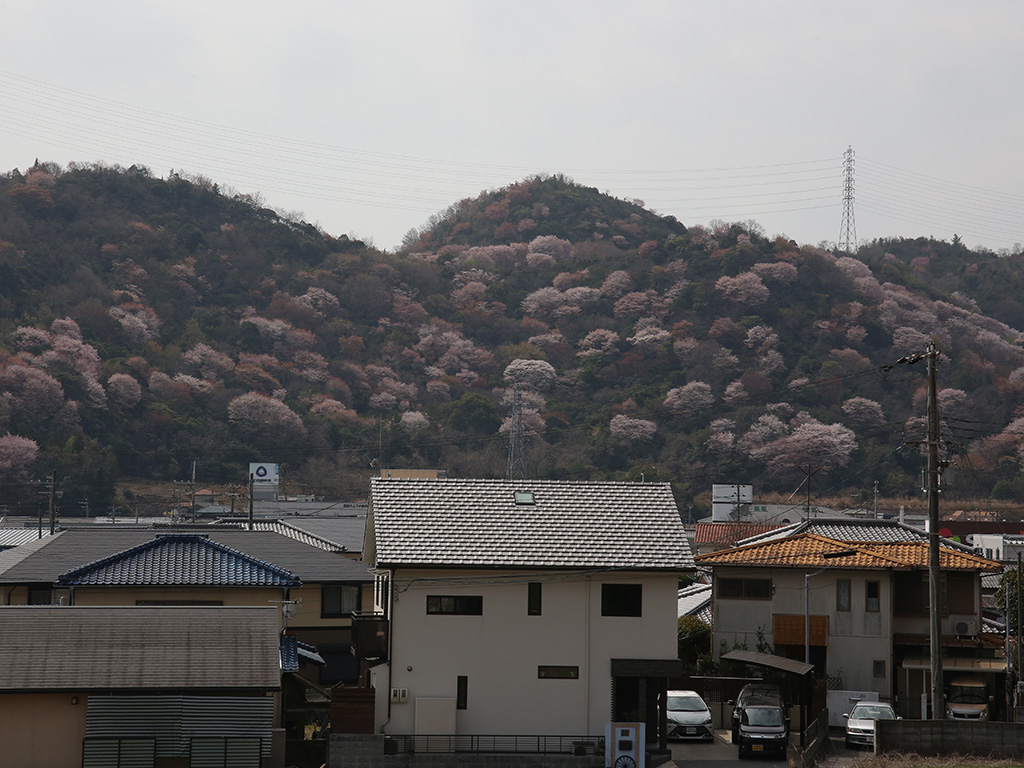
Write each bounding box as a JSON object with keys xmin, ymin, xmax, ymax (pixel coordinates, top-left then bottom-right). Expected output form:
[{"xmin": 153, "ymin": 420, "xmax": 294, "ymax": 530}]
[
  {"xmin": 248, "ymin": 473, "xmax": 255, "ymax": 531},
  {"xmin": 926, "ymin": 342, "xmax": 944, "ymax": 719}
]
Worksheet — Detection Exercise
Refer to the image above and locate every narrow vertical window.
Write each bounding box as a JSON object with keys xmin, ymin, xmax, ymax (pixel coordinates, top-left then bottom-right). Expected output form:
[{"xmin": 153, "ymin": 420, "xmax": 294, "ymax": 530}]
[
  {"xmin": 836, "ymin": 579, "xmax": 851, "ymax": 612},
  {"xmin": 528, "ymin": 582, "xmax": 542, "ymax": 615},
  {"xmin": 866, "ymin": 581, "xmax": 880, "ymax": 612},
  {"xmin": 456, "ymin": 676, "xmax": 468, "ymax": 709}
]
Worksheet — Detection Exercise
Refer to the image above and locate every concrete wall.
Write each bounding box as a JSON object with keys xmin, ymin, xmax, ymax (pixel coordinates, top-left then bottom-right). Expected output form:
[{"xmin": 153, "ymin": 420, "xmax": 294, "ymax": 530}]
[
  {"xmin": 329, "ymin": 735, "xmax": 603, "ymax": 768},
  {"xmin": 0, "ymin": 693, "xmax": 88, "ymax": 768},
  {"xmin": 876, "ymin": 719, "xmax": 1024, "ymax": 757}
]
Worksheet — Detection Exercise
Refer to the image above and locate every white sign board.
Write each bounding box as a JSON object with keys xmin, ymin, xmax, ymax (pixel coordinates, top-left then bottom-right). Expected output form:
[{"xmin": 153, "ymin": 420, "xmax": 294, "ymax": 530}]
[
  {"xmin": 712, "ymin": 484, "xmax": 752, "ymax": 503},
  {"xmin": 249, "ymin": 463, "xmax": 280, "ymax": 485}
]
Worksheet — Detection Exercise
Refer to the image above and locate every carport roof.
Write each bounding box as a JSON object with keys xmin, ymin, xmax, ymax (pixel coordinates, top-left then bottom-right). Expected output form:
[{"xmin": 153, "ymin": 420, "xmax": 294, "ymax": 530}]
[{"xmin": 721, "ymin": 649, "xmax": 814, "ymax": 676}]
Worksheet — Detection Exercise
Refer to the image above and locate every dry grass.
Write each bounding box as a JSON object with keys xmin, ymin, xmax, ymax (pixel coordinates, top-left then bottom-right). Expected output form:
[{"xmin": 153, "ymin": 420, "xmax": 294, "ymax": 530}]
[{"xmin": 846, "ymin": 755, "xmax": 1024, "ymax": 768}]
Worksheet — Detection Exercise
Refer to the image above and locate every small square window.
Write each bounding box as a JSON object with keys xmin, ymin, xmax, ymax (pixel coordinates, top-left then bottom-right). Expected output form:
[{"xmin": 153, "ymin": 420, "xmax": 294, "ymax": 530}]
[
  {"xmin": 873, "ymin": 660, "xmax": 885, "ymax": 678},
  {"xmin": 601, "ymin": 583, "xmax": 642, "ymax": 617},
  {"xmin": 514, "ymin": 491, "xmax": 535, "ymax": 505},
  {"xmin": 322, "ymin": 584, "xmax": 362, "ymax": 617}
]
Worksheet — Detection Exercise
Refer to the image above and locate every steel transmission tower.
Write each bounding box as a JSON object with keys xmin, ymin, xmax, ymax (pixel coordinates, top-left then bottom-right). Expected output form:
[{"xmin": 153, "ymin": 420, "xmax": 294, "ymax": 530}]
[
  {"xmin": 839, "ymin": 146, "xmax": 857, "ymax": 253},
  {"xmin": 505, "ymin": 385, "xmax": 527, "ymax": 481}
]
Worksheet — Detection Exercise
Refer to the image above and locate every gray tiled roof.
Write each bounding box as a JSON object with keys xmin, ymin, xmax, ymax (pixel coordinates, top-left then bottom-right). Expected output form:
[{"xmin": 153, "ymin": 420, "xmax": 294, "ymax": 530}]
[
  {"xmin": 677, "ymin": 582, "xmax": 712, "ymax": 622},
  {"xmin": 736, "ymin": 518, "xmax": 952, "ymax": 547},
  {"xmin": 0, "ymin": 528, "xmax": 373, "ymax": 584},
  {"xmin": 0, "ymin": 606, "xmax": 281, "ymax": 691},
  {"xmin": 56, "ymin": 534, "xmax": 301, "ymax": 587},
  {"xmin": 368, "ymin": 478, "xmax": 692, "ymax": 570}
]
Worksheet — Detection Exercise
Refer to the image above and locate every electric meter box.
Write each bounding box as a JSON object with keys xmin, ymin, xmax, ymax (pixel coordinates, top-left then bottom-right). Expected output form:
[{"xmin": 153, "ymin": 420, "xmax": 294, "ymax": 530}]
[{"xmin": 604, "ymin": 721, "xmax": 645, "ymax": 768}]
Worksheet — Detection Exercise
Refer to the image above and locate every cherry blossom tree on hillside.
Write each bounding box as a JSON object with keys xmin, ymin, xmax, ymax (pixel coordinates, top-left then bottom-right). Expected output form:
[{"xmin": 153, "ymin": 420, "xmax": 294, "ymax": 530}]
[
  {"xmin": 500, "ymin": 408, "xmax": 547, "ymax": 437},
  {"xmin": 109, "ymin": 303, "xmax": 162, "ymax": 345},
  {"xmin": 578, "ymin": 329, "xmax": 620, "ymax": 358},
  {"xmin": 614, "ymin": 291, "xmax": 662, "ymax": 319},
  {"xmin": 663, "ymin": 382, "xmax": 714, "ymax": 417},
  {"xmin": 750, "ymin": 418, "xmax": 858, "ymax": 482},
  {"xmin": 737, "ymin": 414, "xmax": 788, "ymax": 454},
  {"xmin": 752, "ymin": 261, "xmax": 798, "ymax": 284},
  {"xmin": 627, "ymin": 318, "xmax": 671, "ymax": 348},
  {"xmin": 399, "ymin": 411, "xmax": 430, "ymax": 433},
  {"xmin": 228, "ymin": 392, "xmax": 306, "ymax": 440},
  {"xmin": 601, "ymin": 270, "xmax": 633, "ymax": 298},
  {"xmin": 503, "ymin": 359, "xmax": 557, "ymax": 391},
  {"xmin": 310, "ymin": 398, "xmax": 361, "ymax": 427},
  {"xmin": 107, "ymin": 373, "xmax": 142, "ymax": 409},
  {"xmin": 0, "ymin": 363, "xmax": 66, "ymax": 428},
  {"xmin": 528, "ymin": 235, "xmax": 572, "ymax": 262},
  {"xmin": 609, "ymin": 414, "xmax": 657, "ymax": 444},
  {"xmin": 183, "ymin": 343, "xmax": 235, "ymax": 380},
  {"xmin": 0, "ymin": 434, "xmax": 38, "ymax": 487},
  {"xmin": 10, "ymin": 326, "xmax": 50, "ymax": 352},
  {"xmin": 841, "ymin": 397, "xmax": 885, "ymax": 432},
  {"xmin": 714, "ymin": 272, "xmax": 769, "ymax": 308}
]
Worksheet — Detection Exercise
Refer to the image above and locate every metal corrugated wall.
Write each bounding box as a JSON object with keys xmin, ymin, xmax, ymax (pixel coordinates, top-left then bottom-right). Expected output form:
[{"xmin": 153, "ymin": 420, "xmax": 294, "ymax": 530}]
[{"xmin": 83, "ymin": 695, "xmax": 273, "ymax": 767}]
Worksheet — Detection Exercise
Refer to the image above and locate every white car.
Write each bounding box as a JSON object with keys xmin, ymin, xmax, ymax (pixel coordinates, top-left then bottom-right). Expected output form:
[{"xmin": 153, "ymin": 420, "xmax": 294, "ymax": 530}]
[
  {"xmin": 844, "ymin": 701, "xmax": 897, "ymax": 748},
  {"xmin": 665, "ymin": 690, "xmax": 715, "ymax": 741}
]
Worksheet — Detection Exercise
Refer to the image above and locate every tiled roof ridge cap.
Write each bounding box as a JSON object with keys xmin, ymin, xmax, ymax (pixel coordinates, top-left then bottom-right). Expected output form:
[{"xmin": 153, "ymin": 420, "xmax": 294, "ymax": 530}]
[
  {"xmin": 372, "ymin": 477, "xmax": 670, "ymax": 485},
  {"xmin": 56, "ymin": 533, "xmax": 300, "ymax": 584}
]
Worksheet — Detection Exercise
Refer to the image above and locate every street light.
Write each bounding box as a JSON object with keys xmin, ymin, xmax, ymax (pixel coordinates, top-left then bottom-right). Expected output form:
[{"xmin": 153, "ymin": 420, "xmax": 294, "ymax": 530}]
[{"xmin": 804, "ymin": 549, "xmax": 857, "ymax": 665}]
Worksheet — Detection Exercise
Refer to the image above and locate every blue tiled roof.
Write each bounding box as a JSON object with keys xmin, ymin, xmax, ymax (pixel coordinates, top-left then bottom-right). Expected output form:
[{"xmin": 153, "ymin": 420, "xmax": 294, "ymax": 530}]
[
  {"xmin": 280, "ymin": 635, "xmax": 325, "ymax": 672},
  {"xmin": 55, "ymin": 534, "xmax": 302, "ymax": 587}
]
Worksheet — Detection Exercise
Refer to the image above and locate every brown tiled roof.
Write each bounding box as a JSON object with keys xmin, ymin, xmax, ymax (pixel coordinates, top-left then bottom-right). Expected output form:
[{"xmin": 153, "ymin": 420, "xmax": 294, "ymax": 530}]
[
  {"xmin": 694, "ymin": 522, "xmax": 782, "ymax": 545},
  {"xmin": 693, "ymin": 532, "xmax": 1001, "ymax": 572}
]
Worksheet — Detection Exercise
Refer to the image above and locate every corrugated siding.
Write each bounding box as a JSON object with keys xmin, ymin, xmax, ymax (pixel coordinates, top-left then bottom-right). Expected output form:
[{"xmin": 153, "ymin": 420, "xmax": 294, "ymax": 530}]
[{"xmin": 84, "ymin": 695, "xmax": 274, "ymax": 765}]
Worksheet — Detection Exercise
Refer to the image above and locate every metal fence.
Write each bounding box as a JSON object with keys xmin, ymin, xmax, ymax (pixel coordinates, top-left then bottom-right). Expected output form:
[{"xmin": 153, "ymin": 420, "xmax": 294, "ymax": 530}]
[{"xmin": 384, "ymin": 735, "xmax": 603, "ymax": 755}]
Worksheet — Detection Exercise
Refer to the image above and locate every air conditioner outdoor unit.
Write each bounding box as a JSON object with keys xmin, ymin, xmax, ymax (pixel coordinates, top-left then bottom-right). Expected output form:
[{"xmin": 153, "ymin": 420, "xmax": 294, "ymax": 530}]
[{"xmin": 953, "ymin": 618, "xmax": 977, "ymax": 636}]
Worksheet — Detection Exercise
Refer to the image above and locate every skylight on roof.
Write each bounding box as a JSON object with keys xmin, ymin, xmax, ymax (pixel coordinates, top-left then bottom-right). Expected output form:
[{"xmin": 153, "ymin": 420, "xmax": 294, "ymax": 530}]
[{"xmin": 514, "ymin": 491, "xmax": 535, "ymax": 505}]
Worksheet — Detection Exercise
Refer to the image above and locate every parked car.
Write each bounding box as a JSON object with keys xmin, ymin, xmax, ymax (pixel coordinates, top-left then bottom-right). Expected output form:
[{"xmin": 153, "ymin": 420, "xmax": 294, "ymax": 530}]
[
  {"xmin": 945, "ymin": 675, "xmax": 991, "ymax": 720},
  {"xmin": 665, "ymin": 690, "xmax": 714, "ymax": 741},
  {"xmin": 736, "ymin": 701, "xmax": 788, "ymax": 759},
  {"xmin": 729, "ymin": 683, "xmax": 783, "ymax": 743},
  {"xmin": 844, "ymin": 701, "xmax": 898, "ymax": 748}
]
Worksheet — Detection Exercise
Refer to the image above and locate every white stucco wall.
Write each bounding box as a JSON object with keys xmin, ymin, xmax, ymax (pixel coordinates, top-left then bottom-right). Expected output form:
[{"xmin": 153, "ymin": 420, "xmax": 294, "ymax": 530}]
[{"xmin": 379, "ymin": 568, "xmax": 679, "ymax": 736}]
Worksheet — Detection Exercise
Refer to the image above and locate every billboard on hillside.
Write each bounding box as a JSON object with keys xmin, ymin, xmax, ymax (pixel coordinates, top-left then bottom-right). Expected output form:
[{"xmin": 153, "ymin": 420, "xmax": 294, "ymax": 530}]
[{"xmin": 249, "ymin": 463, "xmax": 280, "ymax": 485}]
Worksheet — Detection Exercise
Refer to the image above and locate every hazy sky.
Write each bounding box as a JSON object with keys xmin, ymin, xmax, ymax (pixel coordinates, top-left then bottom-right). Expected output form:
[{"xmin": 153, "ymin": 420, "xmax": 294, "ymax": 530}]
[{"xmin": 1, "ymin": 1, "xmax": 1021, "ymax": 253}]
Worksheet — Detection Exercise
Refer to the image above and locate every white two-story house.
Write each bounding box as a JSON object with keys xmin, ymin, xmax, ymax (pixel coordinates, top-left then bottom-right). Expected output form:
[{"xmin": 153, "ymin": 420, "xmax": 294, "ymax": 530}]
[{"xmin": 361, "ymin": 477, "xmax": 693, "ymax": 744}]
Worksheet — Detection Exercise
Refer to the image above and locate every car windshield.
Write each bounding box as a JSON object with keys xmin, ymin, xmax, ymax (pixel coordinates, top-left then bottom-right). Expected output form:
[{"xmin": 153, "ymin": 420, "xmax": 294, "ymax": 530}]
[
  {"xmin": 668, "ymin": 695, "xmax": 706, "ymax": 712},
  {"xmin": 948, "ymin": 685, "xmax": 986, "ymax": 704},
  {"xmin": 851, "ymin": 705, "xmax": 895, "ymax": 720},
  {"xmin": 743, "ymin": 707, "xmax": 783, "ymax": 727}
]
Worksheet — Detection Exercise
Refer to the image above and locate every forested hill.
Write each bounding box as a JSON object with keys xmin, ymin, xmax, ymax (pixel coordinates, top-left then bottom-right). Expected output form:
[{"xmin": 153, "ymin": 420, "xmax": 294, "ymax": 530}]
[{"xmin": 2, "ymin": 162, "xmax": 1024, "ymax": 516}]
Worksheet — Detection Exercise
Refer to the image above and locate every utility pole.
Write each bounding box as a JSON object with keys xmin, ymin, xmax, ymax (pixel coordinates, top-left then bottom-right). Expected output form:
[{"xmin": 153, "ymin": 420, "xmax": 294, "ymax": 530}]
[
  {"xmin": 48, "ymin": 469, "xmax": 57, "ymax": 535},
  {"xmin": 839, "ymin": 145, "xmax": 857, "ymax": 253},
  {"xmin": 248, "ymin": 473, "xmax": 255, "ymax": 532},
  {"xmin": 926, "ymin": 342, "xmax": 944, "ymax": 719}
]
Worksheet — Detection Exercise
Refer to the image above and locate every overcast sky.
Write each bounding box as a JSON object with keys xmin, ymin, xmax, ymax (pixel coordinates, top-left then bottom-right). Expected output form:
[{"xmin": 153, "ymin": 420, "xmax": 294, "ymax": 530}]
[{"xmin": 1, "ymin": 1, "xmax": 1020, "ymax": 253}]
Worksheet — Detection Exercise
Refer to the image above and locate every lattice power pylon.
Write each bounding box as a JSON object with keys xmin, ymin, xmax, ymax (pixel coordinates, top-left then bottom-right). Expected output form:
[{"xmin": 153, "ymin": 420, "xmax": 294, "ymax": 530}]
[
  {"xmin": 505, "ymin": 385, "xmax": 527, "ymax": 481},
  {"xmin": 839, "ymin": 145, "xmax": 857, "ymax": 253}
]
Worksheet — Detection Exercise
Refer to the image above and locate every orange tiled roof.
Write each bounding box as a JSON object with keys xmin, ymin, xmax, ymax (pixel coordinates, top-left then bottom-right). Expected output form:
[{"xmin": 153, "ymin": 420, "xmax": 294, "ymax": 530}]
[{"xmin": 693, "ymin": 532, "xmax": 1001, "ymax": 572}]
